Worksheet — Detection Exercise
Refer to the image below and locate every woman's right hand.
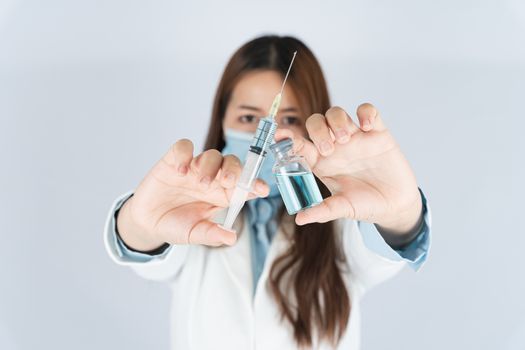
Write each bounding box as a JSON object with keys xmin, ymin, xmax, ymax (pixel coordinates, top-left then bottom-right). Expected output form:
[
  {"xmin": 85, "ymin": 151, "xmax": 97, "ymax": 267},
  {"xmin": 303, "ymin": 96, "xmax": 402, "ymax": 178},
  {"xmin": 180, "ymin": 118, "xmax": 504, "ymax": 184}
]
[{"xmin": 116, "ymin": 139, "xmax": 270, "ymax": 251}]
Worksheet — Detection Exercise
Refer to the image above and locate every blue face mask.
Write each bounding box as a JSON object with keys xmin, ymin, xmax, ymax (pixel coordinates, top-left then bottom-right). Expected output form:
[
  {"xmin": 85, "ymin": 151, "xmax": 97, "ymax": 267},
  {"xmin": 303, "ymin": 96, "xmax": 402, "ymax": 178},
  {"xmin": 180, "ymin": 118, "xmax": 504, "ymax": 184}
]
[{"xmin": 221, "ymin": 128, "xmax": 280, "ymax": 197}]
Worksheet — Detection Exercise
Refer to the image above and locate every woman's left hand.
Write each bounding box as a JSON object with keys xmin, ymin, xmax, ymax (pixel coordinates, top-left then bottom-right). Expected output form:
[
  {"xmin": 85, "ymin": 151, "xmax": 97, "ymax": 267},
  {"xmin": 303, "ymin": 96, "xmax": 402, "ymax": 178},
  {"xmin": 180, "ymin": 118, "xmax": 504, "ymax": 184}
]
[{"xmin": 274, "ymin": 103, "xmax": 424, "ymax": 239}]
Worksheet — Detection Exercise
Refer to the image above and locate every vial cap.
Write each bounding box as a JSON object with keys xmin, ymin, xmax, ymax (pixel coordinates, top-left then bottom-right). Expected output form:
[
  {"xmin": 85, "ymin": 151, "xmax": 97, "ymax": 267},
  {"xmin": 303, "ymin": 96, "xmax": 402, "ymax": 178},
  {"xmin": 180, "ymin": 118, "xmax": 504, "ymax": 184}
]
[{"xmin": 270, "ymin": 138, "xmax": 293, "ymax": 156}]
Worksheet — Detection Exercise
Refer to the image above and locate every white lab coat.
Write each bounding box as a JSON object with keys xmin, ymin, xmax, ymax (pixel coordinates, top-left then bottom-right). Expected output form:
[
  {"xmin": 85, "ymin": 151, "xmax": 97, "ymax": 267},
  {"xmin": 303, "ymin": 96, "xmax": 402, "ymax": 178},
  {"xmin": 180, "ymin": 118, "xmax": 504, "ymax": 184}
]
[{"xmin": 104, "ymin": 191, "xmax": 409, "ymax": 350}]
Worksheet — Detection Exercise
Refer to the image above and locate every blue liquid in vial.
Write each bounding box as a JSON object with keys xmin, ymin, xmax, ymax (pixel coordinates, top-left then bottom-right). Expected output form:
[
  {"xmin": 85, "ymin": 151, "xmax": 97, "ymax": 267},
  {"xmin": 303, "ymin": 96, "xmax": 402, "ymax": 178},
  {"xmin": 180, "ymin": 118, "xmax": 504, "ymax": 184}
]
[{"xmin": 275, "ymin": 171, "xmax": 323, "ymax": 215}]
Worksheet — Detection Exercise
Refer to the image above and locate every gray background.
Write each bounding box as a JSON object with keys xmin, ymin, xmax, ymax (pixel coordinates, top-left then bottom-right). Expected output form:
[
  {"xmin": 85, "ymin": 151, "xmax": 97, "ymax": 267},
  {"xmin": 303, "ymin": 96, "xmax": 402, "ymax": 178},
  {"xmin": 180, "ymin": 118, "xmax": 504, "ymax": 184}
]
[{"xmin": 1, "ymin": 0, "xmax": 524, "ymax": 349}]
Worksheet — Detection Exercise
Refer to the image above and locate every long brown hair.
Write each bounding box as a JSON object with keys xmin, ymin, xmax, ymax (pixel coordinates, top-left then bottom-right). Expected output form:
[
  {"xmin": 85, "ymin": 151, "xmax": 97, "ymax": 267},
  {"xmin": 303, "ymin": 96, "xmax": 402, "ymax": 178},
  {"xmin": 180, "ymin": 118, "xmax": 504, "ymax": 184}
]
[{"xmin": 203, "ymin": 35, "xmax": 350, "ymax": 348}]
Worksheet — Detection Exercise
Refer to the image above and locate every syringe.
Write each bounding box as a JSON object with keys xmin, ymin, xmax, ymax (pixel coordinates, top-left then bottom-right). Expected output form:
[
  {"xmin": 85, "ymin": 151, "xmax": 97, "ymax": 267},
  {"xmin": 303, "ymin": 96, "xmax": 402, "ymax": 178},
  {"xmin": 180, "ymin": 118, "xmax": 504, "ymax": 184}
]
[{"xmin": 221, "ymin": 51, "xmax": 297, "ymax": 230}]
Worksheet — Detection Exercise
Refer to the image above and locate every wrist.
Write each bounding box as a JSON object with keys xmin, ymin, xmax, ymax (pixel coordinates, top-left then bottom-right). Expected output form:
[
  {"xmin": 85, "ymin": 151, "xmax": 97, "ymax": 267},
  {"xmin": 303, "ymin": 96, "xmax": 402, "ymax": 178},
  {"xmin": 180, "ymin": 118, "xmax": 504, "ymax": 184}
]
[
  {"xmin": 116, "ymin": 196, "xmax": 168, "ymax": 252},
  {"xmin": 375, "ymin": 191, "xmax": 424, "ymax": 248}
]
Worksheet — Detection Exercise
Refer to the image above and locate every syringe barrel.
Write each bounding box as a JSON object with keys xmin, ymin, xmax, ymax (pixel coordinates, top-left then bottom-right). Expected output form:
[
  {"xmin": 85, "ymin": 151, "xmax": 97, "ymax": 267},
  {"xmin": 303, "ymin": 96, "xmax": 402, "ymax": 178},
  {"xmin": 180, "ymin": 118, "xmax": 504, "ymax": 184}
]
[
  {"xmin": 250, "ymin": 117, "xmax": 278, "ymax": 157},
  {"xmin": 237, "ymin": 151, "xmax": 264, "ymax": 190},
  {"xmin": 237, "ymin": 117, "xmax": 278, "ymax": 190}
]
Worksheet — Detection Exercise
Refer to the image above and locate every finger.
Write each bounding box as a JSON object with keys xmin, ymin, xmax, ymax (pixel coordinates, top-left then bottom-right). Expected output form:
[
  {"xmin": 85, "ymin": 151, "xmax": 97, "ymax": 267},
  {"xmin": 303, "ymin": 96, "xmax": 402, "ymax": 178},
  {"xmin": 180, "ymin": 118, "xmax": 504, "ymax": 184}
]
[
  {"xmin": 187, "ymin": 219, "xmax": 237, "ymax": 246},
  {"xmin": 231, "ymin": 179, "xmax": 270, "ymax": 201},
  {"xmin": 295, "ymin": 195, "xmax": 355, "ymax": 225},
  {"xmin": 163, "ymin": 139, "xmax": 194, "ymax": 176},
  {"xmin": 219, "ymin": 154, "xmax": 270, "ymax": 197},
  {"xmin": 325, "ymin": 106, "xmax": 360, "ymax": 144},
  {"xmin": 219, "ymin": 155, "xmax": 242, "ymax": 189},
  {"xmin": 192, "ymin": 149, "xmax": 223, "ymax": 189},
  {"xmin": 223, "ymin": 178, "xmax": 269, "ymax": 203},
  {"xmin": 274, "ymin": 127, "xmax": 295, "ymax": 143},
  {"xmin": 305, "ymin": 113, "xmax": 335, "ymax": 156},
  {"xmin": 219, "ymin": 158, "xmax": 271, "ymax": 197},
  {"xmin": 356, "ymin": 103, "xmax": 387, "ymax": 132},
  {"xmin": 274, "ymin": 128, "xmax": 319, "ymax": 170},
  {"xmin": 252, "ymin": 179, "xmax": 270, "ymax": 197},
  {"xmin": 156, "ymin": 204, "xmax": 236, "ymax": 246}
]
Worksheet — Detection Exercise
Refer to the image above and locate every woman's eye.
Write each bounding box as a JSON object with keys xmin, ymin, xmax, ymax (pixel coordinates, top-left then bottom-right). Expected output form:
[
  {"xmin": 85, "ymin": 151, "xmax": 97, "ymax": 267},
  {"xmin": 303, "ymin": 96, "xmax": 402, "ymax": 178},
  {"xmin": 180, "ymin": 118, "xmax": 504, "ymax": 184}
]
[
  {"xmin": 281, "ymin": 116, "xmax": 301, "ymax": 126},
  {"xmin": 238, "ymin": 115, "xmax": 258, "ymax": 123}
]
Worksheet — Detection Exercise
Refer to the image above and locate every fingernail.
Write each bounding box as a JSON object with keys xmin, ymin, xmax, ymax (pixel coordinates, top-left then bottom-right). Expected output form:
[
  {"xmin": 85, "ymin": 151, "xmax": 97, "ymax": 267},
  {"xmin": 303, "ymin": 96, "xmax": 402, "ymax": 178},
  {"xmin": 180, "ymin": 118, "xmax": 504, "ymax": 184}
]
[
  {"xmin": 223, "ymin": 172, "xmax": 235, "ymax": 183},
  {"xmin": 363, "ymin": 120, "xmax": 371, "ymax": 131},
  {"xmin": 200, "ymin": 176, "xmax": 211, "ymax": 186},
  {"xmin": 178, "ymin": 164, "xmax": 188, "ymax": 175},
  {"xmin": 224, "ymin": 238, "xmax": 236, "ymax": 246},
  {"xmin": 226, "ymin": 233, "xmax": 237, "ymax": 245},
  {"xmin": 334, "ymin": 129, "xmax": 349, "ymax": 143},
  {"xmin": 255, "ymin": 182, "xmax": 266, "ymax": 194},
  {"xmin": 320, "ymin": 141, "xmax": 333, "ymax": 154},
  {"xmin": 223, "ymin": 231, "xmax": 237, "ymax": 245}
]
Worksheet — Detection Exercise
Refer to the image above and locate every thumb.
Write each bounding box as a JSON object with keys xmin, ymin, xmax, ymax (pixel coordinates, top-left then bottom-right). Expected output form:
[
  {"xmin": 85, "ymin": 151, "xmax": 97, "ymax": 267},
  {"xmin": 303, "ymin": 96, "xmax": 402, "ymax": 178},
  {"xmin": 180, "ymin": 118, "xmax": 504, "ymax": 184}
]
[
  {"xmin": 187, "ymin": 220, "xmax": 237, "ymax": 246},
  {"xmin": 295, "ymin": 195, "xmax": 355, "ymax": 225},
  {"xmin": 156, "ymin": 205, "xmax": 237, "ymax": 247}
]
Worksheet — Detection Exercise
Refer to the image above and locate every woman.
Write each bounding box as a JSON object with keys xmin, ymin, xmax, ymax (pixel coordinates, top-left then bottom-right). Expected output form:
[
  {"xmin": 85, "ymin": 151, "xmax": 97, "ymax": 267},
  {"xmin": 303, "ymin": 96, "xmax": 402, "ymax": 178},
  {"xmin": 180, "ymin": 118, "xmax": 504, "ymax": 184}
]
[{"xmin": 104, "ymin": 35, "xmax": 431, "ymax": 349}]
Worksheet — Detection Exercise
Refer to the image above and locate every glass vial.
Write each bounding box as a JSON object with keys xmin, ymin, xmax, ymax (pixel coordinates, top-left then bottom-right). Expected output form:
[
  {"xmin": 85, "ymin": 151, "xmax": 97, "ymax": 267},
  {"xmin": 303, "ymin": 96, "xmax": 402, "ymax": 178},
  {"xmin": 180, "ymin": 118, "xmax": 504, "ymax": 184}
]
[{"xmin": 269, "ymin": 138, "xmax": 323, "ymax": 215}]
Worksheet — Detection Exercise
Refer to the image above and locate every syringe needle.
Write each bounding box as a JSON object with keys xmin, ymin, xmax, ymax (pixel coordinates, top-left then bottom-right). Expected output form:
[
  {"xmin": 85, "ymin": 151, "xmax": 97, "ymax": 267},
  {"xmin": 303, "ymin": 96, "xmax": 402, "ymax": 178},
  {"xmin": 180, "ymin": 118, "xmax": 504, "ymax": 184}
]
[
  {"xmin": 269, "ymin": 51, "xmax": 298, "ymax": 120},
  {"xmin": 279, "ymin": 51, "xmax": 297, "ymax": 95}
]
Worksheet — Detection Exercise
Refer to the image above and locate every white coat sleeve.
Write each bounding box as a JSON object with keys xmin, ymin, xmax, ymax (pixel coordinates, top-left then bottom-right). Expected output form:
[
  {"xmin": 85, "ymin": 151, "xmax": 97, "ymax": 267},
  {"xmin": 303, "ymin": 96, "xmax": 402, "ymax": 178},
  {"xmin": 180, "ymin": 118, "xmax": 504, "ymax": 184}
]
[{"xmin": 103, "ymin": 190, "xmax": 190, "ymax": 283}]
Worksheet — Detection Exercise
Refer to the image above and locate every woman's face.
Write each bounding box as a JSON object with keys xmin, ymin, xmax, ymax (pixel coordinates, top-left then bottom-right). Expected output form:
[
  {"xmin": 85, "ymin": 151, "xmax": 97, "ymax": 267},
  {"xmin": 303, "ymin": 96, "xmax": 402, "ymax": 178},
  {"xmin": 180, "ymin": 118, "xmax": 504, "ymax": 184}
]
[{"xmin": 222, "ymin": 70, "xmax": 307, "ymax": 138}]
